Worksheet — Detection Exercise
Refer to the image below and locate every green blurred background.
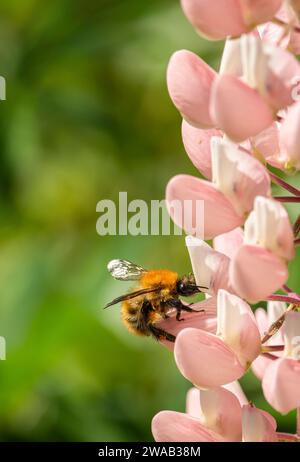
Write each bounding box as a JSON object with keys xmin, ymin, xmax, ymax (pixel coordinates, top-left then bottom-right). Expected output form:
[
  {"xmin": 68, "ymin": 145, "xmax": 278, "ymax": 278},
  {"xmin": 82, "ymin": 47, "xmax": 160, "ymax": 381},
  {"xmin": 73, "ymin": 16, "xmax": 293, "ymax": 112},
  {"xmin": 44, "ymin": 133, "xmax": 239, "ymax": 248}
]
[{"xmin": 0, "ymin": 0, "xmax": 299, "ymax": 441}]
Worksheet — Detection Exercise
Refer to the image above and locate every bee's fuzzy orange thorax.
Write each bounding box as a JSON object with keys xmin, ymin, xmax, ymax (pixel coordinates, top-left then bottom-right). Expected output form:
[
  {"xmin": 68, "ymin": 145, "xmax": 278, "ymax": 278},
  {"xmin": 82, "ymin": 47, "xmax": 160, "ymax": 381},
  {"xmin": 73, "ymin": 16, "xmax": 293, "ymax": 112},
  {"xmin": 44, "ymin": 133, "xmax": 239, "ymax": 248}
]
[{"xmin": 140, "ymin": 269, "xmax": 178, "ymax": 290}]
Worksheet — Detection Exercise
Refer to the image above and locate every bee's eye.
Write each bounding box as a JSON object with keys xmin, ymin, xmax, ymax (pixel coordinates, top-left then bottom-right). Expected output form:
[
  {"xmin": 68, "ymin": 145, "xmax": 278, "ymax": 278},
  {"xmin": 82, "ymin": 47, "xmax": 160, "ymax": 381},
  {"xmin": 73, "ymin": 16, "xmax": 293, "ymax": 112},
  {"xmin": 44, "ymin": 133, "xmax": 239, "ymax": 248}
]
[{"xmin": 177, "ymin": 281, "xmax": 186, "ymax": 295}]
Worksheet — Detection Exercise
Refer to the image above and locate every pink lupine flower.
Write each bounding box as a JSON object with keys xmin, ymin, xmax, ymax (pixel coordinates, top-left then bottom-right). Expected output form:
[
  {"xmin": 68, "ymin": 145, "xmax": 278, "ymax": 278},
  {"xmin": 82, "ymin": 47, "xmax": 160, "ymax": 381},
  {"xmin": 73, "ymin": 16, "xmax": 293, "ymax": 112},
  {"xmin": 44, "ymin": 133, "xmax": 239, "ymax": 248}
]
[
  {"xmin": 174, "ymin": 289, "xmax": 261, "ymax": 388},
  {"xmin": 180, "ymin": 0, "xmax": 283, "ymax": 41},
  {"xmin": 262, "ymin": 311, "xmax": 300, "ymax": 414},
  {"xmin": 152, "ymin": 386, "xmax": 277, "ymax": 442},
  {"xmin": 230, "ymin": 196, "xmax": 294, "ymax": 302},
  {"xmin": 260, "ymin": 2, "xmax": 300, "ymax": 55},
  {"xmin": 211, "ymin": 35, "xmax": 300, "ymax": 141},
  {"xmin": 156, "ymin": 0, "xmax": 300, "ymax": 444},
  {"xmin": 168, "ymin": 32, "xmax": 300, "ymax": 142},
  {"xmin": 166, "ymin": 138, "xmax": 271, "ymax": 239}
]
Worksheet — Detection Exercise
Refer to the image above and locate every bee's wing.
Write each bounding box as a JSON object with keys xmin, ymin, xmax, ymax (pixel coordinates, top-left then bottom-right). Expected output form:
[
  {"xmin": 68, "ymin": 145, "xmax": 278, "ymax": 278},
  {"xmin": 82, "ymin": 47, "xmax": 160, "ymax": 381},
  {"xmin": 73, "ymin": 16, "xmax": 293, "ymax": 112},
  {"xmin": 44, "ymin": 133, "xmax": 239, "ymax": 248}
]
[
  {"xmin": 107, "ymin": 259, "xmax": 147, "ymax": 281},
  {"xmin": 104, "ymin": 287, "xmax": 160, "ymax": 309}
]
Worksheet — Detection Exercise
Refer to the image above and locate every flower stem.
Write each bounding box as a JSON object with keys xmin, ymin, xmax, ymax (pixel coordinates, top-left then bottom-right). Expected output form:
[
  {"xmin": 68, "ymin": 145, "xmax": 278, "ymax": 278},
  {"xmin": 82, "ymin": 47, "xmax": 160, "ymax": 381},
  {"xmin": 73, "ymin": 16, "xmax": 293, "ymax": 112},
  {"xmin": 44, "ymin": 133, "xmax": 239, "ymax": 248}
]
[
  {"xmin": 294, "ymin": 215, "xmax": 300, "ymax": 237},
  {"xmin": 262, "ymin": 345, "xmax": 284, "ymax": 353},
  {"xmin": 260, "ymin": 352, "xmax": 278, "ymax": 360},
  {"xmin": 297, "ymin": 408, "xmax": 300, "ymax": 440},
  {"xmin": 282, "ymin": 284, "xmax": 293, "ymax": 294},
  {"xmin": 261, "ymin": 304, "xmax": 299, "ymax": 344},
  {"xmin": 274, "ymin": 196, "xmax": 300, "ymax": 203},
  {"xmin": 269, "ymin": 172, "xmax": 300, "ymax": 197},
  {"xmin": 267, "ymin": 294, "xmax": 300, "ymax": 304}
]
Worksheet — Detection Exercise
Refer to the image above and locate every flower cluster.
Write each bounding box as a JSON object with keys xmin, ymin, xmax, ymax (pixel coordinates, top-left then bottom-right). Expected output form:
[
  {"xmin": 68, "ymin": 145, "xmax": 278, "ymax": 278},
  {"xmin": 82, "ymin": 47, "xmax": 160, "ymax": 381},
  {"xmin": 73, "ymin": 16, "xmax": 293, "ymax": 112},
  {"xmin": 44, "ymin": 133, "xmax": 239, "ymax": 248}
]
[{"xmin": 153, "ymin": 0, "xmax": 300, "ymax": 442}]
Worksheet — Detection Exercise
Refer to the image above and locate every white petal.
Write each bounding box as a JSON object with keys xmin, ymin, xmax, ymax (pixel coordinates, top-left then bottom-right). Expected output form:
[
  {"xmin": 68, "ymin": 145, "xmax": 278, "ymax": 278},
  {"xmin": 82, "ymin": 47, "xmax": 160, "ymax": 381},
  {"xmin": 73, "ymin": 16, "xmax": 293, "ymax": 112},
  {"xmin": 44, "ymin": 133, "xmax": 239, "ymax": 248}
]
[
  {"xmin": 219, "ymin": 38, "xmax": 242, "ymax": 76},
  {"xmin": 241, "ymin": 35, "xmax": 269, "ymax": 96},
  {"xmin": 284, "ymin": 311, "xmax": 300, "ymax": 360},
  {"xmin": 185, "ymin": 235, "xmax": 216, "ymax": 294},
  {"xmin": 211, "ymin": 137, "xmax": 244, "ymax": 215}
]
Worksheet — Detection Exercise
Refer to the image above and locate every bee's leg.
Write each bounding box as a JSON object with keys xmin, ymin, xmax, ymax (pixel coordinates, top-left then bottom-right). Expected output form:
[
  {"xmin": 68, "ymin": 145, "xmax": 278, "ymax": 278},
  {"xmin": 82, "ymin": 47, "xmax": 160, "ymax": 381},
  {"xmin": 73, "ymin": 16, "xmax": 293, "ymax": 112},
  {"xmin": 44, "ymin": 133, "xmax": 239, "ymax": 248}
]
[
  {"xmin": 168, "ymin": 298, "xmax": 205, "ymax": 320},
  {"xmin": 149, "ymin": 325, "xmax": 176, "ymax": 343},
  {"xmin": 176, "ymin": 310, "xmax": 184, "ymax": 322}
]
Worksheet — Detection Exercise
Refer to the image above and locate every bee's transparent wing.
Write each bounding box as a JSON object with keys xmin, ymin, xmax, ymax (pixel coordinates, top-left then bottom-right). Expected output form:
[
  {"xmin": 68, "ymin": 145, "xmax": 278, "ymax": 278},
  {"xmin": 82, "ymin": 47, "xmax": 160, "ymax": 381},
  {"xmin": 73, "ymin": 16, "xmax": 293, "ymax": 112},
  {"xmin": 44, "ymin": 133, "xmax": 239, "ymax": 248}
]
[{"xmin": 107, "ymin": 259, "xmax": 147, "ymax": 281}]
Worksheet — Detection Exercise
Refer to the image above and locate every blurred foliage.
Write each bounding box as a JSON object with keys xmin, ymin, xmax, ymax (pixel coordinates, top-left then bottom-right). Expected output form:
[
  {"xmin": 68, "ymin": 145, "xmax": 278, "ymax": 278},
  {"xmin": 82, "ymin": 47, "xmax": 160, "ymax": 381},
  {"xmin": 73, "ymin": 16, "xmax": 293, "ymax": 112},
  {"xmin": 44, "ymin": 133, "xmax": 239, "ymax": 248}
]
[{"xmin": 0, "ymin": 0, "xmax": 299, "ymax": 441}]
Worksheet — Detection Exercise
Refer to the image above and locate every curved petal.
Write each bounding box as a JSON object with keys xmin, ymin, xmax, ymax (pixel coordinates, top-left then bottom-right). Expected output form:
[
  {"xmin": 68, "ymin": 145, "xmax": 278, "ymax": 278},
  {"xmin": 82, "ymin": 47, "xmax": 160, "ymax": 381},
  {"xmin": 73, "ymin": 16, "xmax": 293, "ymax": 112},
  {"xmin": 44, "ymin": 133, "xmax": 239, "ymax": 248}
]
[
  {"xmin": 266, "ymin": 45, "xmax": 300, "ymax": 111},
  {"xmin": 280, "ymin": 102, "xmax": 300, "ymax": 171},
  {"xmin": 250, "ymin": 122, "xmax": 285, "ymax": 169},
  {"xmin": 152, "ymin": 410, "xmax": 224, "ymax": 442},
  {"xmin": 242, "ymin": 405, "xmax": 277, "ymax": 442},
  {"xmin": 166, "ymin": 175, "xmax": 243, "ymax": 240},
  {"xmin": 262, "ymin": 357, "xmax": 300, "ymax": 414},
  {"xmin": 210, "ymin": 74, "xmax": 274, "ymax": 142},
  {"xmin": 223, "ymin": 381, "xmax": 249, "ymax": 406},
  {"xmin": 244, "ymin": 196, "xmax": 295, "ymax": 261},
  {"xmin": 174, "ymin": 328, "xmax": 245, "ymax": 389},
  {"xmin": 186, "ymin": 387, "xmax": 201, "ymax": 418},
  {"xmin": 211, "ymin": 138, "xmax": 271, "ymax": 216},
  {"xmin": 252, "ymin": 355, "xmax": 273, "ymax": 381},
  {"xmin": 180, "ymin": 0, "xmax": 246, "ymax": 40},
  {"xmin": 217, "ymin": 290, "xmax": 261, "ymax": 366},
  {"xmin": 213, "ymin": 227, "xmax": 244, "ymax": 260},
  {"xmin": 167, "ymin": 50, "xmax": 216, "ymax": 128},
  {"xmin": 186, "ymin": 236, "xmax": 234, "ymax": 296},
  {"xmin": 197, "ymin": 387, "xmax": 242, "ymax": 441},
  {"xmin": 230, "ymin": 244, "xmax": 288, "ymax": 303},
  {"xmin": 182, "ymin": 120, "xmax": 222, "ymax": 179}
]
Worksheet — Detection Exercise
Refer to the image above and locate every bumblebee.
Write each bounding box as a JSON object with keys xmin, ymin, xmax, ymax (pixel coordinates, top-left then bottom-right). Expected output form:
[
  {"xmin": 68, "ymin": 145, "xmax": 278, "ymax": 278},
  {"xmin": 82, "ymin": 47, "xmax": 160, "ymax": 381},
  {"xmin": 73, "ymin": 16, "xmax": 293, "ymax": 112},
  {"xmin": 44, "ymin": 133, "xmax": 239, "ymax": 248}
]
[{"xmin": 105, "ymin": 259, "xmax": 206, "ymax": 343}]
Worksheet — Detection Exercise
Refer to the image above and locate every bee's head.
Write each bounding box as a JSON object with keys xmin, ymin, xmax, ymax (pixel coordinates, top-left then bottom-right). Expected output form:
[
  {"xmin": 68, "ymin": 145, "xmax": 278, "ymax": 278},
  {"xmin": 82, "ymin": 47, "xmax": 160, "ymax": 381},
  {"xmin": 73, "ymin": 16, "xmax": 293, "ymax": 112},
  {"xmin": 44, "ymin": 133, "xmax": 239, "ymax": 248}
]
[{"xmin": 176, "ymin": 273, "xmax": 207, "ymax": 296}]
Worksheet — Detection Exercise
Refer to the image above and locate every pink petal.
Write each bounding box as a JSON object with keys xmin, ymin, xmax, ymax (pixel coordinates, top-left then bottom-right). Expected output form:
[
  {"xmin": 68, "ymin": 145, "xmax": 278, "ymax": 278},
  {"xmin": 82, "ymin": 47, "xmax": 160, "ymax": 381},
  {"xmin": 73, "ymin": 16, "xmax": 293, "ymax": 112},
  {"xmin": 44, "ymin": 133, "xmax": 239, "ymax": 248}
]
[
  {"xmin": 240, "ymin": 0, "xmax": 283, "ymax": 27},
  {"xmin": 217, "ymin": 290, "xmax": 261, "ymax": 366},
  {"xmin": 250, "ymin": 123, "xmax": 285, "ymax": 169},
  {"xmin": 255, "ymin": 307, "xmax": 269, "ymax": 336},
  {"xmin": 167, "ymin": 50, "xmax": 216, "ymax": 128},
  {"xmin": 265, "ymin": 46, "xmax": 300, "ymax": 111},
  {"xmin": 230, "ymin": 244, "xmax": 288, "ymax": 303},
  {"xmin": 252, "ymin": 355, "xmax": 273, "ymax": 381},
  {"xmin": 261, "ymin": 3, "xmax": 300, "ymax": 54},
  {"xmin": 186, "ymin": 387, "xmax": 201, "ymax": 418},
  {"xmin": 262, "ymin": 357, "xmax": 300, "ymax": 414},
  {"xmin": 186, "ymin": 236, "xmax": 234, "ymax": 297},
  {"xmin": 166, "ymin": 175, "xmax": 243, "ymax": 240},
  {"xmin": 197, "ymin": 387, "xmax": 242, "ymax": 441},
  {"xmin": 158, "ymin": 297, "xmax": 217, "ymax": 352},
  {"xmin": 242, "ymin": 405, "xmax": 277, "ymax": 442},
  {"xmin": 210, "ymin": 74, "xmax": 274, "ymax": 142},
  {"xmin": 180, "ymin": 0, "xmax": 247, "ymax": 40},
  {"xmin": 213, "ymin": 227, "xmax": 244, "ymax": 260},
  {"xmin": 174, "ymin": 328, "xmax": 245, "ymax": 389},
  {"xmin": 152, "ymin": 411, "xmax": 224, "ymax": 442},
  {"xmin": 182, "ymin": 120, "xmax": 222, "ymax": 180},
  {"xmin": 280, "ymin": 102, "xmax": 300, "ymax": 171},
  {"xmin": 223, "ymin": 381, "xmax": 249, "ymax": 406}
]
